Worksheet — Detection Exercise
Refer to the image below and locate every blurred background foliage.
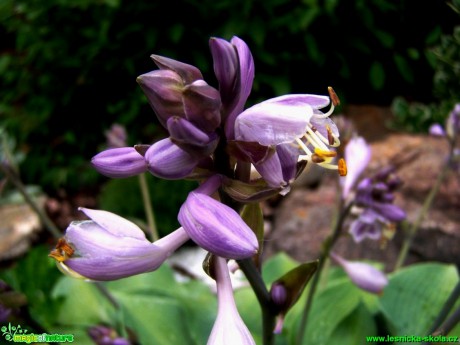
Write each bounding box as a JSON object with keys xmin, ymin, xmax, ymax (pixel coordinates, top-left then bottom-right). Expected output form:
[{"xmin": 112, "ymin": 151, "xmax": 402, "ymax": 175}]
[{"xmin": 0, "ymin": 0, "xmax": 459, "ymax": 225}]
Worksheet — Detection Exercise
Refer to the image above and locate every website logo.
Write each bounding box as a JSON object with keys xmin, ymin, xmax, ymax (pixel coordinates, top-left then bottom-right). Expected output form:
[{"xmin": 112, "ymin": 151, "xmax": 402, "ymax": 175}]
[{"xmin": 1, "ymin": 323, "xmax": 74, "ymax": 343}]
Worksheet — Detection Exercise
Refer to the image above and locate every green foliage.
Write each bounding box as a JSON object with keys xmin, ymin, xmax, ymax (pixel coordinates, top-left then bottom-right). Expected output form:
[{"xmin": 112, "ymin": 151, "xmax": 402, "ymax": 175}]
[
  {"xmin": 391, "ymin": 3, "xmax": 460, "ymax": 133},
  {"xmin": 1, "ymin": 248, "xmax": 459, "ymax": 345}
]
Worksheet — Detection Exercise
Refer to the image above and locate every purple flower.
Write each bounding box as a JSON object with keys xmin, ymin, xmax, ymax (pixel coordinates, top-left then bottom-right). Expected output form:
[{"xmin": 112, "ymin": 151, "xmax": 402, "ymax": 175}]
[
  {"xmin": 49, "ymin": 208, "xmax": 189, "ymax": 281},
  {"xmin": 178, "ymin": 190, "xmax": 258, "ymax": 260},
  {"xmin": 234, "ymin": 89, "xmax": 344, "ymax": 183},
  {"xmin": 91, "ymin": 147, "xmax": 148, "ymax": 178},
  {"xmin": 207, "ymin": 256, "xmax": 255, "ymax": 345},
  {"xmin": 349, "ymin": 209, "xmax": 386, "ymax": 242},
  {"xmin": 348, "ymin": 167, "xmax": 405, "ymax": 242},
  {"xmin": 105, "ymin": 124, "xmax": 127, "ymax": 149},
  {"xmin": 210, "ymin": 36, "xmax": 255, "ymax": 139},
  {"xmin": 429, "ymin": 103, "xmax": 460, "ymax": 140},
  {"xmin": 144, "ymin": 138, "xmax": 200, "ymax": 179},
  {"xmin": 341, "ymin": 136, "xmax": 371, "ymax": 199},
  {"xmin": 429, "ymin": 123, "xmax": 446, "ymax": 137},
  {"xmin": 330, "ymin": 252, "xmax": 388, "ymax": 294},
  {"xmin": 88, "ymin": 325, "xmax": 131, "ymax": 345}
]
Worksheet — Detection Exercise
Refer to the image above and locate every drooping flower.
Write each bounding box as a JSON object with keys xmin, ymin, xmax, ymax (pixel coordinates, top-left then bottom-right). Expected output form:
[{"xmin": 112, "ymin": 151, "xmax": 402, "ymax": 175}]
[
  {"xmin": 330, "ymin": 252, "xmax": 388, "ymax": 294},
  {"xmin": 49, "ymin": 208, "xmax": 189, "ymax": 281},
  {"xmin": 429, "ymin": 103, "xmax": 460, "ymax": 140},
  {"xmin": 207, "ymin": 256, "xmax": 256, "ymax": 345},
  {"xmin": 341, "ymin": 136, "xmax": 372, "ymax": 199}
]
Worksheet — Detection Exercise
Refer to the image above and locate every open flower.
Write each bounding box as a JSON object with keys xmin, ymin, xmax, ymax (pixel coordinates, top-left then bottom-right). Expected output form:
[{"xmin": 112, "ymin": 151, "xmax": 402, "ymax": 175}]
[
  {"xmin": 49, "ymin": 208, "xmax": 189, "ymax": 281},
  {"xmin": 234, "ymin": 89, "xmax": 345, "ymax": 186},
  {"xmin": 330, "ymin": 252, "xmax": 388, "ymax": 294},
  {"xmin": 207, "ymin": 256, "xmax": 255, "ymax": 345}
]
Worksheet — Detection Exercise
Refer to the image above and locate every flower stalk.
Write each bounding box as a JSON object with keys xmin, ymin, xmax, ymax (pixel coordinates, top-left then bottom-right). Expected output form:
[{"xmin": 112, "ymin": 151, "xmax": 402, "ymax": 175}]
[{"xmin": 296, "ymin": 201, "xmax": 354, "ymax": 344}]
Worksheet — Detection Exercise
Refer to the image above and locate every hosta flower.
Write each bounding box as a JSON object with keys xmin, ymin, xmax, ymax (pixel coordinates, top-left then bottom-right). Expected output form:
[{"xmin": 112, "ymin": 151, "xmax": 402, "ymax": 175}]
[
  {"xmin": 234, "ymin": 89, "xmax": 346, "ymax": 184},
  {"xmin": 341, "ymin": 136, "xmax": 371, "ymax": 199},
  {"xmin": 91, "ymin": 147, "xmax": 148, "ymax": 178},
  {"xmin": 207, "ymin": 256, "xmax": 255, "ymax": 345},
  {"xmin": 429, "ymin": 103, "xmax": 460, "ymax": 140},
  {"xmin": 49, "ymin": 208, "xmax": 189, "ymax": 281},
  {"xmin": 349, "ymin": 167, "xmax": 405, "ymax": 242},
  {"xmin": 330, "ymin": 252, "xmax": 388, "ymax": 294},
  {"xmin": 178, "ymin": 178, "xmax": 258, "ymax": 260}
]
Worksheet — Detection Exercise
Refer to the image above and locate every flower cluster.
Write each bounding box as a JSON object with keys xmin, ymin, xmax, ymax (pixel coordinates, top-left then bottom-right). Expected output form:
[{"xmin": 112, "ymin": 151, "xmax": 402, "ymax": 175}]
[
  {"xmin": 349, "ymin": 167, "xmax": 406, "ymax": 243},
  {"xmin": 50, "ymin": 36, "xmax": 346, "ymax": 344}
]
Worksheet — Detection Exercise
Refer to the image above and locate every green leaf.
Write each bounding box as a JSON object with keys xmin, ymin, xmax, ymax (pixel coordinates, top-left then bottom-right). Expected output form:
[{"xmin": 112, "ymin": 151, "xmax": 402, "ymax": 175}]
[
  {"xmin": 297, "ymin": 280, "xmax": 362, "ymax": 345},
  {"xmin": 52, "ymin": 277, "xmax": 115, "ymax": 326},
  {"xmin": 369, "ymin": 61, "xmax": 385, "ymax": 90},
  {"xmin": 394, "ymin": 54, "xmax": 414, "ymax": 83},
  {"xmin": 328, "ymin": 302, "xmax": 377, "ymax": 345},
  {"xmin": 262, "ymin": 253, "xmax": 300, "ymax": 285},
  {"xmin": 114, "ymin": 293, "xmax": 196, "ymax": 345},
  {"xmin": 270, "ymin": 261, "xmax": 318, "ymax": 315},
  {"xmin": 379, "ymin": 263, "xmax": 459, "ymax": 340}
]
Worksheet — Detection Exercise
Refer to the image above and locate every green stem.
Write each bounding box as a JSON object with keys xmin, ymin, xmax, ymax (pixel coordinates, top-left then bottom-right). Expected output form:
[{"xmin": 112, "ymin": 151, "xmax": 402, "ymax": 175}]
[
  {"xmin": 138, "ymin": 173, "xmax": 159, "ymax": 241},
  {"xmin": 237, "ymin": 258, "xmax": 276, "ymax": 345},
  {"xmin": 296, "ymin": 201, "xmax": 353, "ymax": 344},
  {"xmin": 0, "ymin": 163, "xmax": 61, "ymax": 239},
  {"xmin": 393, "ymin": 161, "xmax": 450, "ymax": 271},
  {"xmin": 94, "ymin": 282, "xmax": 127, "ymax": 338},
  {"xmin": 427, "ymin": 280, "xmax": 460, "ymax": 334}
]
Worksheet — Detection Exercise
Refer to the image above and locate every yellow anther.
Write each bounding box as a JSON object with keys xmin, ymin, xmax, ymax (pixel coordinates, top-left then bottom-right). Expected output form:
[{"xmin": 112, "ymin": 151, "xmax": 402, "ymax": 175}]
[
  {"xmin": 328, "ymin": 86, "xmax": 340, "ymax": 106},
  {"xmin": 49, "ymin": 238, "xmax": 74, "ymax": 262},
  {"xmin": 314, "ymin": 147, "xmax": 337, "ymax": 158},
  {"xmin": 338, "ymin": 158, "xmax": 347, "ymax": 176}
]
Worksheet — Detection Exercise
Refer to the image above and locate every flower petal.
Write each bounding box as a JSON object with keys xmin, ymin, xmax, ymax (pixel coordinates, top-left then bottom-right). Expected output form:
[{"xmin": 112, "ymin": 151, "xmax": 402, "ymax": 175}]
[
  {"xmin": 145, "ymin": 138, "xmax": 199, "ymax": 179},
  {"xmin": 178, "ymin": 192, "xmax": 258, "ymax": 259},
  {"xmin": 234, "ymin": 96, "xmax": 314, "ymax": 146},
  {"xmin": 91, "ymin": 147, "xmax": 148, "ymax": 178}
]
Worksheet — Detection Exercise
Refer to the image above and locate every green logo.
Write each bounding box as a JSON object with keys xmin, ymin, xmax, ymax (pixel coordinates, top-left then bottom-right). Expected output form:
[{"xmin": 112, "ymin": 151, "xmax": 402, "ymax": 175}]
[
  {"xmin": 1, "ymin": 323, "xmax": 74, "ymax": 343},
  {"xmin": 1, "ymin": 323, "xmax": 28, "ymax": 341}
]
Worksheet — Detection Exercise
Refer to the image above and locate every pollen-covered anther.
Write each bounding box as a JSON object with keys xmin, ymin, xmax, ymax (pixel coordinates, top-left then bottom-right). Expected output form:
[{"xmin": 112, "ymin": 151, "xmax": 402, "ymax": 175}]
[
  {"xmin": 338, "ymin": 158, "xmax": 348, "ymax": 176},
  {"xmin": 49, "ymin": 238, "xmax": 74, "ymax": 262},
  {"xmin": 328, "ymin": 86, "xmax": 340, "ymax": 107}
]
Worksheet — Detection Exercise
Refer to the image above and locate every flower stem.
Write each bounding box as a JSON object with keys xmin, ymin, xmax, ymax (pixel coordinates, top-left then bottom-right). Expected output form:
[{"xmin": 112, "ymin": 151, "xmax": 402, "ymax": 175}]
[
  {"xmin": 296, "ymin": 201, "xmax": 353, "ymax": 344},
  {"xmin": 138, "ymin": 173, "xmax": 159, "ymax": 241},
  {"xmin": 427, "ymin": 280, "xmax": 460, "ymax": 335},
  {"xmin": 237, "ymin": 258, "xmax": 276, "ymax": 345},
  {"xmin": 393, "ymin": 160, "xmax": 450, "ymax": 271}
]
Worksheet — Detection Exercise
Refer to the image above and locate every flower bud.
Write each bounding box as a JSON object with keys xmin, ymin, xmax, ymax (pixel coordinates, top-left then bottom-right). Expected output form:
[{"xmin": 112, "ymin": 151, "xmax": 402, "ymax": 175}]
[
  {"xmin": 145, "ymin": 138, "xmax": 199, "ymax": 179},
  {"xmin": 330, "ymin": 252, "xmax": 388, "ymax": 294},
  {"xmin": 136, "ymin": 69, "xmax": 185, "ymax": 126},
  {"xmin": 91, "ymin": 147, "xmax": 148, "ymax": 178},
  {"xmin": 50, "ymin": 208, "xmax": 189, "ymax": 281},
  {"xmin": 183, "ymin": 80, "xmax": 222, "ymax": 132},
  {"xmin": 151, "ymin": 54, "xmax": 203, "ymax": 84},
  {"xmin": 178, "ymin": 191, "xmax": 258, "ymax": 259}
]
